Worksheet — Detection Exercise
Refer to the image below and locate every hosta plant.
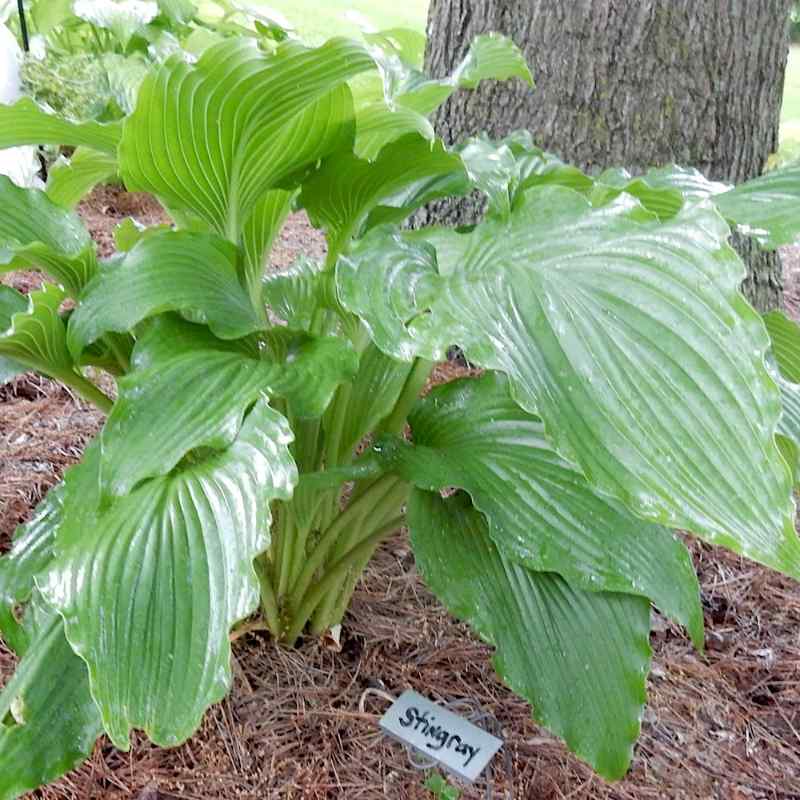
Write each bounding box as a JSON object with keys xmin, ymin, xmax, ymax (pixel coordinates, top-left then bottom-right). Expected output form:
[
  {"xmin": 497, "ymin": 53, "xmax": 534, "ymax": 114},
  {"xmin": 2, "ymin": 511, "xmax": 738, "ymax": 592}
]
[
  {"xmin": 8, "ymin": 0, "xmax": 286, "ymax": 127},
  {"xmin": 1, "ymin": 30, "xmax": 800, "ymax": 797}
]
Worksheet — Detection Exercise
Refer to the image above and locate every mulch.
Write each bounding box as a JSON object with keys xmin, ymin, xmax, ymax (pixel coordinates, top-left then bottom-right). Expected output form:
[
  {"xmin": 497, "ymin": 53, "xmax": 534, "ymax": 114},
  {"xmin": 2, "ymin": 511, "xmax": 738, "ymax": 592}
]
[{"xmin": 1, "ymin": 186, "xmax": 799, "ymax": 799}]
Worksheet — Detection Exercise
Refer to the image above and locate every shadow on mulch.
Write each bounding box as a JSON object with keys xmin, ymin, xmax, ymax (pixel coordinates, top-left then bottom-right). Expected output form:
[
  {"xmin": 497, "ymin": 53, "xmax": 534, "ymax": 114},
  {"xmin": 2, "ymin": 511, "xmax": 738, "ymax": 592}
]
[{"xmin": 0, "ymin": 187, "xmax": 799, "ymax": 799}]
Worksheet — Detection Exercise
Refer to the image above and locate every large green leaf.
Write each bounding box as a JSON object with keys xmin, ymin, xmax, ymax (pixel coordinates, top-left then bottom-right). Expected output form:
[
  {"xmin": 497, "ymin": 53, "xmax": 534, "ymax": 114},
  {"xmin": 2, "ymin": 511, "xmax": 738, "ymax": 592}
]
[
  {"xmin": 635, "ymin": 165, "xmax": 730, "ymax": 202},
  {"xmin": 113, "ymin": 218, "xmax": 171, "ymax": 252},
  {"xmin": 455, "ymin": 132, "xmax": 686, "ymax": 222},
  {"xmin": 340, "ymin": 187, "xmax": 800, "ymax": 578},
  {"xmin": 102, "ymin": 53, "xmax": 151, "ymax": 116},
  {"xmin": 0, "ymin": 600, "xmax": 102, "ymax": 800},
  {"xmin": 331, "ymin": 341, "xmax": 412, "ymax": 462},
  {"xmin": 337, "ymin": 229, "xmax": 442, "ymax": 361},
  {"xmin": 591, "ymin": 167, "xmax": 686, "ymax": 220},
  {"xmin": 634, "ymin": 162, "xmax": 800, "ymax": 249},
  {"xmin": 354, "ymin": 33, "xmax": 531, "ymax": 161},
  {"xmin": 363, "ymin": 27, "xmax": 427, "ymax": 68},
  {"xmin": 763, "ymin": 311, "xmax": 800, "ymax": 479},
  {"xmin": 262, "ymin": 256, "xmax": 331, "ymax": 332},
  {"xmin": 30, "ymin": 0, "xmax": 74, "ymax": 33},
  {"xmin": 363, "ymin": 171, "xmax": 472, "ymax": 232},
  {"xmin": 0, "ymin": 98, "xmax": 121, "ymax": 154},
  {"xmin": 0, "ymin": 485, "xmax": 63, "ymax": 654},
  {"xmin": 157, "ymin": 0, "xmax": 197, "ymax": 24},
  {"xmin": 384, "ymin": 373, "xmax": 702, "ymax": 646},
  {"xmin": 353, "ymin": 101, "xmax": 434, "ymax": 161},
  {"xmin": 776, "ymin": 372, "xmax": 800, "ymax": 480},
  {"xmin": 409, "ymin": 491, "xmax": 651, "ymax": 780},
  {"xmin": 42, "ymin": 400, "xmax": 296, "ymax": 749},
  {"xmin": 0, "ymin": 285, "xmax": 28, "ymax": 326},
  {"xmin": 301, "ymin": 135, "xmax": 466, "ymax": 251},
  {"xmin": 764, "ymin": 310, "xmax": 800, "ymax": 383},
  {"xmin": 119, "ymin": 38, "xmax": 376, "ymax": 238},
  {"xmin": 714, "ymin": 164, "xmax": 800, "ymax": 249},
  {"xmin": 97, "ymin": 315, "xmax": 356, "ymax": 496},
  {"xmin": 0, "ymin": 176, "xmax": 97, "ymax": 296},
  {"xmin": 0, "ymin": 287, "xmax": 28, "ymax": 385},
  {"xmin": 241, "ymin": 189, "xmax": 293, "ymax": 299},
  {"xmin": 67, "ymin": 230, "xmax": 263, "ymax": 357},
  {"xmin": 397, "ymin": 33, "xmax": 532, "ymax": 117},
  {"xmin": 45, "ymin": 148, "xmax": 119, "ymax": 209},
  {"xmin": 0, "ymin": 284, "xmax": 78, "ymax": 384}
]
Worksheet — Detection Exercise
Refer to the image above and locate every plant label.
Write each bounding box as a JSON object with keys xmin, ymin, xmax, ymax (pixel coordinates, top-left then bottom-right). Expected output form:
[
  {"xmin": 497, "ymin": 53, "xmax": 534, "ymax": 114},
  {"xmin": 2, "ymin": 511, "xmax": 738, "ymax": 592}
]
[{"xmin": 379, "ymin": 689, "xmax": 503, "ymax": 783}]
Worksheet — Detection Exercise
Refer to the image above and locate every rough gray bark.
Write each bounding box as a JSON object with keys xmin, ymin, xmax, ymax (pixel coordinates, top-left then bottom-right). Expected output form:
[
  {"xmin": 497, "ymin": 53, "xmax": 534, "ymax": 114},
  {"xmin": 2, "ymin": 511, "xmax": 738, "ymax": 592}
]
[{"xmin": 422, "ymin": 0, "xmax": 792, "ymax": 311}]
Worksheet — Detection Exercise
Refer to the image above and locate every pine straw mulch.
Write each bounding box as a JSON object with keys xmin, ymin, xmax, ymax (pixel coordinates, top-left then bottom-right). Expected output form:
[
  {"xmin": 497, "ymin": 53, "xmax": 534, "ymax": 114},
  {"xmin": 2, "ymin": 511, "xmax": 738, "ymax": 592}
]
[{"xmin": 0, "ymin": 186, "xmax": 799, "ymax": 799}]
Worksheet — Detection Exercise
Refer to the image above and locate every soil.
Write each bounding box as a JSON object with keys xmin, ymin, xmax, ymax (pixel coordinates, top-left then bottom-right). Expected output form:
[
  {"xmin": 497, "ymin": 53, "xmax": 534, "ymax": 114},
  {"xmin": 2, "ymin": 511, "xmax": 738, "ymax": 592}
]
[{"xmin": 1, "ymin": 187, "xmax": 800, "ymax": 800}]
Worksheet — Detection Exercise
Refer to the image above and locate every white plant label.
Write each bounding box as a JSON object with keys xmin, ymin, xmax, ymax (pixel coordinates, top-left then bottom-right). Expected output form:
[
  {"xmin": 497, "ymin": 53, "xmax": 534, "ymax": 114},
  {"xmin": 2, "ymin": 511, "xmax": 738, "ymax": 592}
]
[{"xmin": 379, "ymin": 690, "xmax": 503, "ymax": 783}]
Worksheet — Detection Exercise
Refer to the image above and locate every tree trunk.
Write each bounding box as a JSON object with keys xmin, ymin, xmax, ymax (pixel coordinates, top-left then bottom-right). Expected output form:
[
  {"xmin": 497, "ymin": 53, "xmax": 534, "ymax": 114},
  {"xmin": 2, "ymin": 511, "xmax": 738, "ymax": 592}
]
[{"xmin": 422, "ymin": 0, "xmax": 792, "ymax": 311}]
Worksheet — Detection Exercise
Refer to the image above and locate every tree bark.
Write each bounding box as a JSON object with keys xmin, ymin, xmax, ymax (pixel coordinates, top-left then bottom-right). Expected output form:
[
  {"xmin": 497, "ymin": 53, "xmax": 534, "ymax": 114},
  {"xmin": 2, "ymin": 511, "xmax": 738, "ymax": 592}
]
[{"xmin": 422, "ymin": 0, "xmax": 792, "ymax": 311}]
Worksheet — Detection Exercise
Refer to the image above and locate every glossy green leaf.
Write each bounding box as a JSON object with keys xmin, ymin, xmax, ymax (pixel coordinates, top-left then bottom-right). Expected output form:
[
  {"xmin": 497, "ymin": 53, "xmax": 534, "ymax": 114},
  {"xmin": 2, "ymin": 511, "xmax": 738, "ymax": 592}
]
[
  {"xmin": 0, "ymin": 176, "xmax": 98, "ymax": 296},
  {"xmin": 0, "ymin": 284, "xmax": 77, "ymax": 383},
  {"xmin": 592, "ymin": 167, "xmax": 685, "ymax": 220},
  {"xmin": 337, "ymin": 229, "xmax": 442, "ymax": 361},
  {"xmin": 714, "ymin": 164, "xmax": 800, "ymax": 249},
  {"xmin": 456, "ymin": 134, "xmax": 520, "ymax": 218},
  {"xmin": 399, "ymin": 33, "xmax": 532, "ymax": 117},
  {"xmin": 0, "ymin": 98, "xmax": 122, "ymax": 155},
  {"xmin": 241, "ymin": 189, "xmax": 293, "ymax": 298},
  {"xmin": 456, "ymin": 133, "xmax": 684, "ymax": 222},
  {"xmin": 353, "ymin": 101, "xmax": 435, "ymax": 162},
  {"xmin": 467, "ymin": 132, "xmax": 594, "ymax": 215},
  {"xmin": 101, "ymin": 53, "xmax": 151, "ymax": 116},
  {"xmin": 67, "ymin": 230, "xmax": 263, "ymax": 357},
  {"xmin": 0, "ymin": 285, "xmax": 28, "ymax": 326},
  {"xmin": 409, "ymin": 490, "xmax": 651, "ymax": 780},
  {"xmin": 157, "ymin": 0, "xmax": 197, "ymax": 24},
  {"xmin": 385, "ymin": 373, "xmax": 703, "ymax": 646},
  {"xmin": 113, "ymin": 217, "xmax": 171, "ymax": 252},
  {"xmin": 0, "ymin": 600, "xmax": 102, "ymax": 800},
  {"xmin": 763, "ymin": 311, "xmax": 800, "ymax": 480},
  {"xmin": 341, "ymin": 186, "xmax": 800, "ymax": 578},
  {"xmin": 262, "ymin": 256, "xmax": 332, "ymax": 332},
  {"xmin": 0, "ymin": 485, "xmax": 63, "ymax": 654},
  {"xmin": 354, "ymin": 34, "xmax": 530, "ymax": 161},
  {"xmin": 777, "ymin": 375, "xmax": 800, "ymax": 474},
  {"xmin": 30, "ymin": 0, "xmax": 73, "ymax": 33},
  {"xmin": 302, "ymin": 135, "xmax": 465, "ymax": 251},
  {"xmin": 42, "ymin": 400, "xmax": 297, "ymax": 748},
  {"xmin": 364, "ymin": 27, "xmax": 426, "ymax": 68},
  {"xmin": 45, "ymin": 148, "xmax": 119, "ymax": 209},
  {"xmin": 119, "ymin": 38, "xmax": 376, "ymax": 237},
  {"xmin": 0, "ymin": 287, "xmax": 28, "ymax": 386},
  {"xmin": 636, "ymin": 165, "xmax": 730, "ymax": 202},
  {"xmin": 764, "ymin": 310, "xmax": 800, "ymax": 383},
  {"xmin": 331, "ymin": 341, "xmax": 413, "ymax": 462},
  {"xmin": 97, "ymin": 315, "xmax": 356, "ymax": 496},
  {"xmin": 453, "ymin": 32, "xmax": 533, "ymax": 90},
  {"xmin": 776, "ymin": 433, "xmax": 799, "ymax": 485}
]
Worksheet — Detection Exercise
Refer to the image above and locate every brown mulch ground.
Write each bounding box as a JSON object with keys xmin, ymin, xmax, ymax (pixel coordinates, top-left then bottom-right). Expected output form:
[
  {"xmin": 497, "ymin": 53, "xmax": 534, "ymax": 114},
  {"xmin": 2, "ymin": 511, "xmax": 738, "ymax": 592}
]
[{"xmin": 1, "ymin": 187, "xmax": 800, "ymax": 799}]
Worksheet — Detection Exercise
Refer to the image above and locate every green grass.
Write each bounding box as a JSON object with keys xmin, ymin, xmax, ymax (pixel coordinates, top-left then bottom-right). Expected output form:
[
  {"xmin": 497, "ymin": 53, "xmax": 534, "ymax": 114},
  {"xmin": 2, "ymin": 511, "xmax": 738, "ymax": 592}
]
[
  {"xmin": 783, "ymin": 46, "xmax": 800, "ymax": 121},
  {"xmin": 774, "ymin": 45, "xmax": 800, "ymax": 165},
  {"xmin": 782, "ymin": 45, "xmax": 800, "ymax": 142},
  {"xmin": 256, "ymin": 0, "xmax": 428, "ymax": 44}
]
